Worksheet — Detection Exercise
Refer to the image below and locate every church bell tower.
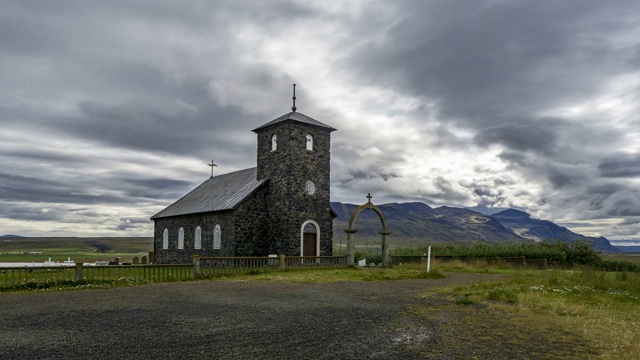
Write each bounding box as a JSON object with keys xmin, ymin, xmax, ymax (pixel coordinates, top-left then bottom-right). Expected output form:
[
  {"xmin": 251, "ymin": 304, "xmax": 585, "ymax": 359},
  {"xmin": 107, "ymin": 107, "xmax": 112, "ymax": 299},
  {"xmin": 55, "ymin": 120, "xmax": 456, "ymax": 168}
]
[{"xmin": 252, "ymin": 85, "xmax": 336, "ymax": 256}]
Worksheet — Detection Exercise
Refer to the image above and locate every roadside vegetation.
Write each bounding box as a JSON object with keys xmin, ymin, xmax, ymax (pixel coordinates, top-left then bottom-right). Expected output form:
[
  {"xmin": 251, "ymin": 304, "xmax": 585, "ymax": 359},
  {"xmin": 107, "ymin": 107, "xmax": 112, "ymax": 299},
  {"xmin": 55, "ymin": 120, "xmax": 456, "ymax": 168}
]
[
  {"xmin": 391, "ymin": 239, "xmax": 640, "ymax": 272},
  {"xmin": 428, "ymin": 260, "xmax": 640, "ymax": 359}
]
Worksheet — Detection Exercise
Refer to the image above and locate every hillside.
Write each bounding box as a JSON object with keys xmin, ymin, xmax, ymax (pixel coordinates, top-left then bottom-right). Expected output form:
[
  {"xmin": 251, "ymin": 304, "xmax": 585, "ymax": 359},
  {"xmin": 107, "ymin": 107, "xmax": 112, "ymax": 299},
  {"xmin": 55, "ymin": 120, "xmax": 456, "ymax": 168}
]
[
  {"xmin": 331, "ymin": 202, "xmax": 618, "ymax": 252},
  {"xmin": 492, "ymin": 209, "xmax": 618, "ymax": 252},
  {"xmin": 331, "ymin": 202, "xmax": 526, "ymax": 245}
]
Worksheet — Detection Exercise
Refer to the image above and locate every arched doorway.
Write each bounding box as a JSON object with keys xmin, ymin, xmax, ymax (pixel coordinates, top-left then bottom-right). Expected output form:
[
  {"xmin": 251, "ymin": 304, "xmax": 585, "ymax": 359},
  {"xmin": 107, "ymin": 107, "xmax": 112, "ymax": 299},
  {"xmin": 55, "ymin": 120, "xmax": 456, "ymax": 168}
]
[
  {"xmin": 301, "ymin": 220, "xmax": 320, "ymax": 256},
  {"xmin": 345, "ymin": 194, "xmax": 391, "ymax": 266}
]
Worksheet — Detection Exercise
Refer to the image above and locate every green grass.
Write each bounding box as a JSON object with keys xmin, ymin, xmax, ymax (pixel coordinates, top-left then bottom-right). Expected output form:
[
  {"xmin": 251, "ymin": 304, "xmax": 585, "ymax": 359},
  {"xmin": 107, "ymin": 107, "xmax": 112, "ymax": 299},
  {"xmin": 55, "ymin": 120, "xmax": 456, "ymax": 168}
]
[
  {"xmin": 388, "ymin": 240, "xmax": 640, "ymax": 273},
  {"xmin": 602, "ymin": 253, "xmax": 640, "ymax": 265},
  {"xmin": 202, "ymin": 265, "xmax": 445, "ymax": 283},
  {"xmin": 1, "ymin": 278, "xmax": 153, "ymax": 292},
  {"xmin": 0, "ymin": 237, "xmax": 152, "ymax": 263},
  {"xmin": 431, "ymin": 262, "xmax": 640, "ymax": 359}
]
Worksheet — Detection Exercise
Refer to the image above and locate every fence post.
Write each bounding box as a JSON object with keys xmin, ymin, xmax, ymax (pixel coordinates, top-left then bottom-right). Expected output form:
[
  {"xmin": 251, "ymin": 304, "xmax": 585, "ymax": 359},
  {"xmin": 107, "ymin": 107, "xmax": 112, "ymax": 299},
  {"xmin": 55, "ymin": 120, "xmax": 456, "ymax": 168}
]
[
  {"xmin": 75, "ymin": 262, "xmax": 83, "ymax": 281},
  {"xmin": 192, "ymin": 255, "xmax": 200, "ymax": 278},
  {"xmin": 278, "ymin": 254, "xmax": 286, "ymax": 270}
]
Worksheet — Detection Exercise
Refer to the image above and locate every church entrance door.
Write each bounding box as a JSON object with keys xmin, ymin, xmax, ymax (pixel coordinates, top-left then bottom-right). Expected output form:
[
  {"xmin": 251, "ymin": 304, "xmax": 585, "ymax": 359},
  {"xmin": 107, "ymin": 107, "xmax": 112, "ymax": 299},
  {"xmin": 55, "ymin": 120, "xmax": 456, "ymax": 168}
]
[
  {"xmin": 303, "ymin": 233, "xmax": 317, "ymax": 256},
  {"xmin": 302, "ymin": 223, "xmax": 317, "ymax": 256}
]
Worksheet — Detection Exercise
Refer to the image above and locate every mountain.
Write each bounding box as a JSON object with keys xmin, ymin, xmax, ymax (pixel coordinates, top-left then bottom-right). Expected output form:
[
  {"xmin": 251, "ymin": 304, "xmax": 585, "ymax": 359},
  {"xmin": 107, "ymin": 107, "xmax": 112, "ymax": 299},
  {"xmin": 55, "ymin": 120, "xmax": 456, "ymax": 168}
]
[
  {"xmin": 615, "ymin": 246, "xmax": 640, "ymax": 253},
  {"xmin": 331, "ymin": 202, "xmax": 526, "ymax": 245},
  {"xmin": 609, "ymin": 240, "xmax": 640, "ymax": 253},
  {"xmin": 1, "ymin": 234, "xmax": 23, "ymax": 238},
  {"xmin": 490, "ymin": 209, "xmax": 618, "ymax": 252},
  {"xmin": 330, "ymin": 202, "xmax": 618, "ymax": 252}
]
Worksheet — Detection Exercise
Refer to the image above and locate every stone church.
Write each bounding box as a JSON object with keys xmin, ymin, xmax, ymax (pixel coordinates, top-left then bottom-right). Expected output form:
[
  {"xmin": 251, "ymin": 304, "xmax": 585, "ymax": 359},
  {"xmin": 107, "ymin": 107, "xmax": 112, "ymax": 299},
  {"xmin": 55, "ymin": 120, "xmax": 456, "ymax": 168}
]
[{"xmin": 151, "ymin": 95, "xmax": 336, "ymax": 264}]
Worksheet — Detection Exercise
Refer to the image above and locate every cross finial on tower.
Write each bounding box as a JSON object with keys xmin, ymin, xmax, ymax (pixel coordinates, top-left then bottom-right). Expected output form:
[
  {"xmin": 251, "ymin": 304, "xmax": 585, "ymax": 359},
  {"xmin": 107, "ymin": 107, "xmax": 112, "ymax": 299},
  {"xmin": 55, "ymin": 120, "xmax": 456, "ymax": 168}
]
[
  {"xmin": 207, "ymin": 159, "xmax": 218, "ymax": 178},
  {"xmin": 366, "ymin": 193, "xmax": 372, "ymax": 203},
  {"xmin": 292, "ymin": 84, "xmax": 297, "ymax": 112}
]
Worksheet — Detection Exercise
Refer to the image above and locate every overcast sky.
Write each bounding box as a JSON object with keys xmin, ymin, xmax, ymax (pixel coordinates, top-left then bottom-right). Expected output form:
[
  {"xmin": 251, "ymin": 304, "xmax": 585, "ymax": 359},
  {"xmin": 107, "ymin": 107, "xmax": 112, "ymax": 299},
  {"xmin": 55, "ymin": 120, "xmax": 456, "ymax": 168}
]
[{"xmin": 1, "ymin": 1, "xmax": 639, "ymax": 240}]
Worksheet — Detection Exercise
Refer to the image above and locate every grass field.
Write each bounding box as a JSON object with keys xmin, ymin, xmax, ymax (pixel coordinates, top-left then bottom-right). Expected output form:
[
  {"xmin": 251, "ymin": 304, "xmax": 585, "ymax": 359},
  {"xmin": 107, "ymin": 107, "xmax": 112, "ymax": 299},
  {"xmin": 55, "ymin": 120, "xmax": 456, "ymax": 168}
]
[
  {"xmin": 0, "ymin": 237, "xmax": 153, "ymax": 263},
  {"xmin": 430, "ymin": 260, "xmax": 640, "ymax": 360},
  {"xmin": 601, "ymin": 253, "xmax": 640, "ymax": 264}
]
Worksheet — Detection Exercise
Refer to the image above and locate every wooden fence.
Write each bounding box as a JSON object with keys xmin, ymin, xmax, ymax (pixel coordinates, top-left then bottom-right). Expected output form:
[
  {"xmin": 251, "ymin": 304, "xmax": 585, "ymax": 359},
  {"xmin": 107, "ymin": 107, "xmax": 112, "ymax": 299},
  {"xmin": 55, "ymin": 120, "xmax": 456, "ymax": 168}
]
[
  {"xmin": 196, "ymin": 255, "xmax": 348, "ymax": 277},
  {"xmin": 0, "ymin": 255, "xmax": 349, "ymax": 289}
]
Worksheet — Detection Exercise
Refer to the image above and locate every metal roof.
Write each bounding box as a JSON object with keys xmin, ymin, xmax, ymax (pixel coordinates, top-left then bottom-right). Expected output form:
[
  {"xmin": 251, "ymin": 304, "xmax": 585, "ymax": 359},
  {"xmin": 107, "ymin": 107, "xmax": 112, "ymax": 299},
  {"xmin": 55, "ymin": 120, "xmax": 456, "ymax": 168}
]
[
  {"xmin": 252, "ymin": 111, "xmax": 336, "ymax": 132},
  {"xmin": 151, "ymin": 168, "xmax": 266, "ymax": 220}
]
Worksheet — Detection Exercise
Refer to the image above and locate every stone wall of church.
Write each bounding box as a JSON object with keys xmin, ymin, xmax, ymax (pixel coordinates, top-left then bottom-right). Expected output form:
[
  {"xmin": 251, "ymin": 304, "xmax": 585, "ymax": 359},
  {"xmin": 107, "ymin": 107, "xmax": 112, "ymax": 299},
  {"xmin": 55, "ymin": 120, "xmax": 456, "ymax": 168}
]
[
  {"xmin": 256, "ymin": 121, "xmax": 334, "ymax": 256},
  {"xmin": 231, "ymin": 187, "xmax": 272, "ymax": 255},
  {"xmin": 152, "ymin": 188, "xmax": 270, "ymax": 263},
  {"xmin": 153, "ymin": 211, "xmax": 235, "ymax": 264}
]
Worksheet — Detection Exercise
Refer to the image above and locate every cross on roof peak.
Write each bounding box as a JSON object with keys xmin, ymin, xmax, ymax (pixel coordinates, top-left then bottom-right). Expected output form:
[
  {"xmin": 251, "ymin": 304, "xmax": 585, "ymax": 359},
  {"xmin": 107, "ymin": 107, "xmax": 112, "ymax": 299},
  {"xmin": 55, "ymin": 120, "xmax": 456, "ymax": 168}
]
[
  {"xmin": 366, "ymin": 193, "xmax": 372, "ymax": 203},
  {"xmin": 207, "ymin": 160, "xmax": 218, "ymax": 178}
]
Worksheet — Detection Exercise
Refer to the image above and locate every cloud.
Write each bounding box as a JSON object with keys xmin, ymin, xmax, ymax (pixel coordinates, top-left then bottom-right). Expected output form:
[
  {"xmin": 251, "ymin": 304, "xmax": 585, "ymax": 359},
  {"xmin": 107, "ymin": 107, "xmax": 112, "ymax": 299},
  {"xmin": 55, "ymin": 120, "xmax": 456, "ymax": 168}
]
[
  {"xmin": 599, "ymin": 153, "xmax": 640, "ymax": 177},
  {"xmin": 1, "ymin": 0, "xmax": 640, "ymax": 242},
  {"xmin": 474, "ymin": 118, "xmax": 559, "ymax": 155}
]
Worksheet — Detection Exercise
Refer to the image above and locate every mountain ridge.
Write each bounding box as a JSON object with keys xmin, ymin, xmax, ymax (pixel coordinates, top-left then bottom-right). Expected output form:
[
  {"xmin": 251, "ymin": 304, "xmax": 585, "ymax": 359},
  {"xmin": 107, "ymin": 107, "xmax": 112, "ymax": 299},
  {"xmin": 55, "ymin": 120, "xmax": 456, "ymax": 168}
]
[{"xmin": 331, "ymin": 202, "xmax": 618, "ymax": 252}]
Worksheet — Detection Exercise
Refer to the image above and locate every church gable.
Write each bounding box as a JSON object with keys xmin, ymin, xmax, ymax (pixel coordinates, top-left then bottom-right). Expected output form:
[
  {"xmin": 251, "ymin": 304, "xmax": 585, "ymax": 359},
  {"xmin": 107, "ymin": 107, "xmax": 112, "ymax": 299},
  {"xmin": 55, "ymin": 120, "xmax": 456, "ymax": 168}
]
[
  {"xmin": 252, "ymin": 111, "xmax": 336, "ymax": 133},
  {"xmin": 151, "ymin": 167, "xmax": 266, "ymax": 220}
]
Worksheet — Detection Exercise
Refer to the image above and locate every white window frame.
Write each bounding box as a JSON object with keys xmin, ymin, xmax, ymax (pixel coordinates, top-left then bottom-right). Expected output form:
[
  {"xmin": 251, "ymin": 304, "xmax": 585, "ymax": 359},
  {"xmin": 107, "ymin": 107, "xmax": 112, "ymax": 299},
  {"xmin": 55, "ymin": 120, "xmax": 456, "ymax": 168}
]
[
  {"xmin": 194, "ymin": 226, "xmax": 202, "ymax": 250},
  {"xmin": 213, "ymin": 224, "xmax": 221, "ymax": 250},
  {"xmin": 178, "ymin": 227, "xmax": 184, "ymax": 250},
  {"xmin": 162, "ymin": 229, "xmax": 168, "ymax": 250},
  {"xmin": 306, "ymin": 134, "xmax": 313, "ymax": 151},
  {"xmin": 271, "ymin": 134, "xmax": 277, "ymax": 152}
]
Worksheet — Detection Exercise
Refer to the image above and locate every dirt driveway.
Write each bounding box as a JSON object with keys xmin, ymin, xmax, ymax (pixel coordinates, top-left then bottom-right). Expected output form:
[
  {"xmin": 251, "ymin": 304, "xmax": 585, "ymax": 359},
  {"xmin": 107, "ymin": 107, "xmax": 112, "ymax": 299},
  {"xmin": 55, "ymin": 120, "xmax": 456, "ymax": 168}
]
[{"xmin": 0, "ymin": 273, "xmax": 589, "ymax": 359}]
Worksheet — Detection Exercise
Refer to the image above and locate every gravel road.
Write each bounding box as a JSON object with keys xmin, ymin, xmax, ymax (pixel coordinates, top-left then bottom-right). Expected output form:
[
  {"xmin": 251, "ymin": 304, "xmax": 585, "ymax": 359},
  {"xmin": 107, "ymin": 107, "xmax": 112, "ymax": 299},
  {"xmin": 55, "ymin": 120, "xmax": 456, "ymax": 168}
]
[{"xmin": 0, "ymin": 273, "xmax": 587, "ymax": 359}]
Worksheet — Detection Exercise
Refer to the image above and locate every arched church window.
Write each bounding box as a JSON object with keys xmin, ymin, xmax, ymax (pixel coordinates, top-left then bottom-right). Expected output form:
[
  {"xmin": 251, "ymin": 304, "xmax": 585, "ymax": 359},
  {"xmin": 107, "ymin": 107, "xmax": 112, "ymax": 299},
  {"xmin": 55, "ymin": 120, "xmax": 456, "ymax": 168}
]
[
  {"xmin": 214, "ymin": 224, "xmax": 221, "ymax": 250},
  {"xmin": 178, "ymin": 227, "xmax": 184, "ymax": 250},
  {"xmin": 271, "ymin": 135, "xmax": 277, "ymax": 152},
  {"xmin": 162, "ymin": 229, "xmax": 168, "ymax": 250},
  {"xmin": 194, "ymin": 226, "xmax": 202, "ymax": 250},
  {"xmin": 306, "ymin": 134, "xmax": 313, "ymax": 151}
]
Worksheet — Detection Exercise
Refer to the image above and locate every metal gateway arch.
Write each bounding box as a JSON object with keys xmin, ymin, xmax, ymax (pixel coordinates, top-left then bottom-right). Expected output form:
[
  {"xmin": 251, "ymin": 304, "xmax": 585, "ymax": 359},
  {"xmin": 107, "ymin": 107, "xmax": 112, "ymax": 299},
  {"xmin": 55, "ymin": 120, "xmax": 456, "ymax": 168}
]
[{"xmin": 344, "ymin": 194, "xmax": 391, "ymax": 267}]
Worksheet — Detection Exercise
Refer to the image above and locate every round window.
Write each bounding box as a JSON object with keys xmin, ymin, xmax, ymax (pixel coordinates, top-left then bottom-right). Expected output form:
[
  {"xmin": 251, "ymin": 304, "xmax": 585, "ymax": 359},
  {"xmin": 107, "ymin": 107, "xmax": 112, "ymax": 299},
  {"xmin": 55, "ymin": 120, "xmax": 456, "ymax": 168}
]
[{"xmin": 304, "ymin": 180, "xmax": 316, "ymax": 195}]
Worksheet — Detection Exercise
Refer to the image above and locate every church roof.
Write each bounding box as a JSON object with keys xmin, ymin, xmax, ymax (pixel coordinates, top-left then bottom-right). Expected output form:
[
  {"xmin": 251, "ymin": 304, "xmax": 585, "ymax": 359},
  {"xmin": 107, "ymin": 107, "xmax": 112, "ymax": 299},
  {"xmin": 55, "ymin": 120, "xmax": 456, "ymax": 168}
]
[
  {"xmin": 151, "ymin": 168, "xmax": 266, "ymax": 220},
  {"xmin": 252, "ymin": 111, "xmax": 336, "ymax": 132}
]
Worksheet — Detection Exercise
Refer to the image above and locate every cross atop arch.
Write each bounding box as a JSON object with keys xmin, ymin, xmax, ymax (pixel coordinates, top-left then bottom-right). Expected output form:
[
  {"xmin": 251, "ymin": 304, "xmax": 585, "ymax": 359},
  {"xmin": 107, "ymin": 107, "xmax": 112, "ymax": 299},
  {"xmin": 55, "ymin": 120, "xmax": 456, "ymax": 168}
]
[{"xmin": 366, "ymin": 193, "xmax": 372, "ymax": 203}]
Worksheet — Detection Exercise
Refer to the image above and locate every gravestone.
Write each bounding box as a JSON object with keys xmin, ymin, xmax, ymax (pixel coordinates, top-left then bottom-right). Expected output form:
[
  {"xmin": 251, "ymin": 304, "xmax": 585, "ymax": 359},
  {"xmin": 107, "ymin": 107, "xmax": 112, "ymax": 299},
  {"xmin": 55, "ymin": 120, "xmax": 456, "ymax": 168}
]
[
  {"xmin": 133, "ymin": 257, "xmax": 139, "ymax": 265},
  {"xmin": 141, "ymin": 256, "xmax": 148, "ymax": 264}
]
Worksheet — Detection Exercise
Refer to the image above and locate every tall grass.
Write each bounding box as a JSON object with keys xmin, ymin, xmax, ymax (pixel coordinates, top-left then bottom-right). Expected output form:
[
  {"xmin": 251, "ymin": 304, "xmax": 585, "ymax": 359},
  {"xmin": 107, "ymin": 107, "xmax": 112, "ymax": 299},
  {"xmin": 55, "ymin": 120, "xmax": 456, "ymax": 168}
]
[
  {"xmin": 392, "ymin": 240, "xmax": 640, "ymax": 271},
  {"xmin": 439, "ymin": 268, "xmax": 640, "ymax": 359}
]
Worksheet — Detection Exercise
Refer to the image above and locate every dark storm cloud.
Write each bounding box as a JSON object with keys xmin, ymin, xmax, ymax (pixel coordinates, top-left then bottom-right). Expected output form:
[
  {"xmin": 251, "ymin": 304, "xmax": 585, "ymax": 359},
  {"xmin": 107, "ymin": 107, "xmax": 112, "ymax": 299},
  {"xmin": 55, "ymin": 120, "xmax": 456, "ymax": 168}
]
[
  {"xmin": 347, "ymin": 169, "xmax": 399, "ymax": 182},
  {"xmin": 474, "ymin": 118, "xmax": 559, "ymax": 154},
  {"xmin": 116, "ymin": 217, "xmax": 149, "ymax": 231},
  {"xmin": 599, "ymin": 153, "xmax": 640, "ymax": 178},
  {"xmin": 0, "ymin": 206, "xmax": 64, "ymax": 222},
  {"xmin": 0, "ymin": 172, "xmax": 132, "ymax": 205},
  {"xmin": 350, "ymin": 0, "xmax": 640, "ymax": 151},
  {"xmin": 71, "ymin": 99, "xmax": 251, "ymax": 156},
  {"xmin": 122, "ymin": 178, "xmax": 193, "ymax": 192}
]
